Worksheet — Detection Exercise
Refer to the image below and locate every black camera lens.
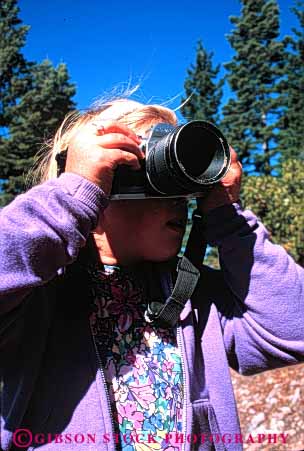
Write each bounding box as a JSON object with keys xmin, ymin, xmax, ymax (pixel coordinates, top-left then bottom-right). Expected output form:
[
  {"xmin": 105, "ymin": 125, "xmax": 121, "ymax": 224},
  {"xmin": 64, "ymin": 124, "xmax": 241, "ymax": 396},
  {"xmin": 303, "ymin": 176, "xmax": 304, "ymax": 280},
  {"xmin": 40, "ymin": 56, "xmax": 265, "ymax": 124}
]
[{"xmin": 146, "ymin": 121, "xmax": 231, "ymax": 195}]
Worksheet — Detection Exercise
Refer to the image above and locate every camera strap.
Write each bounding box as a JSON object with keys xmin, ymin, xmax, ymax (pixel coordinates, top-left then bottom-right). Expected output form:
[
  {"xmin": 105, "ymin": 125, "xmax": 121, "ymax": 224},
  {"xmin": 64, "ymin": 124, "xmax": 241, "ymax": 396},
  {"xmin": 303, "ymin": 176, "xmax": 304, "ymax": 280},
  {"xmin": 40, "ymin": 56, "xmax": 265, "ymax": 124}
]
[{"xmin": 144, "ymin": 209, "xmax": 206, "ymax": 328}]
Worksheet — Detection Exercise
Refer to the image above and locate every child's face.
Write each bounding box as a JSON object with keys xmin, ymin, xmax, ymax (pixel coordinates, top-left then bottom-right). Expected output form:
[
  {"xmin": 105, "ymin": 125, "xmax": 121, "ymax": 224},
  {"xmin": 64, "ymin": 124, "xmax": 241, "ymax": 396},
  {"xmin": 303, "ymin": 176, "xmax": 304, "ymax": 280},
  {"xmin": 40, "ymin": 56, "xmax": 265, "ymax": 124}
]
[{"xmin": 97, "ymin": 198, "xmax": 188, "ymax": 263}]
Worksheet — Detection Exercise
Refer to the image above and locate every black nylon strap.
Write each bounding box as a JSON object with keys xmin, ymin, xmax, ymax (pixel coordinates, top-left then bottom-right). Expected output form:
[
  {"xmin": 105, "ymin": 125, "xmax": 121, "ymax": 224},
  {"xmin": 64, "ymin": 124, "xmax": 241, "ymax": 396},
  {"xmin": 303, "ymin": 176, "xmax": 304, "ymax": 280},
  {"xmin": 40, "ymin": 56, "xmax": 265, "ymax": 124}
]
[
  {"xmin": 145, "ymin": 209, "xmax": 206, "ymax": 328},
  {"xmin": 184, "ymin": 209, "xmax": 207, "ymax": 268}
]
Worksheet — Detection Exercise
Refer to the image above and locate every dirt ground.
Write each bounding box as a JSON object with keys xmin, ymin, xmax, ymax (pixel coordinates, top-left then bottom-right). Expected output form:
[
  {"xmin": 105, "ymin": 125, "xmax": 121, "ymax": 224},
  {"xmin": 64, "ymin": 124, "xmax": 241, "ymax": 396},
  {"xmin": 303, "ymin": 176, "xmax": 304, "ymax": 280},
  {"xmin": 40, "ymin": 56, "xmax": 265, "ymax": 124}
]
[{"xmin": 231, "ymin": 364, "xmax": 304, "ymax": 451}]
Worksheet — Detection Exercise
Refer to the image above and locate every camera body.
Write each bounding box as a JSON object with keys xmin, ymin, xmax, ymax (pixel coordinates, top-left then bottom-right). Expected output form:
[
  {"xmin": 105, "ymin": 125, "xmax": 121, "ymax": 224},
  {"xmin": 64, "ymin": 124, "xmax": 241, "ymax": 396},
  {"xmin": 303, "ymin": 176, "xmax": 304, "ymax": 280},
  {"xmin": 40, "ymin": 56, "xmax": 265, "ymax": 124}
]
[{"xmin": 110, "ymin": 120, "xmax": 231, "ymax": 200}]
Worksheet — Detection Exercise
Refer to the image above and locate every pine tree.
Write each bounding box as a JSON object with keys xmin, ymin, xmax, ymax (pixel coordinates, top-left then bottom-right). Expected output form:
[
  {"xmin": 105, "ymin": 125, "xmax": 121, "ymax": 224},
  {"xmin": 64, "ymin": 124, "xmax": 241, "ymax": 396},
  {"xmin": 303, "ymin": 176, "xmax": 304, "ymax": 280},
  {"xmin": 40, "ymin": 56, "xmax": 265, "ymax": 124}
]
[
  {"xmin": 222, "ymin": 0, "xmax": 285, "ymax": 174},
  {"xmin": 0, "ymin": 60, "xmax": 76, "ymax": 205},
  {"xmin": 0, "ymin": 1, "xmax": 76, "ymax": 206},
  {"xmin": 0, "ymin": 0, "xmax": 30, "ymax": 126},
  {"xmin": 181, "ymin": 40, "xmax": 223, "ymax": 123},
  {"xmin": 278, "ymin": 1, "xmax": 304, "ymax": 161}
]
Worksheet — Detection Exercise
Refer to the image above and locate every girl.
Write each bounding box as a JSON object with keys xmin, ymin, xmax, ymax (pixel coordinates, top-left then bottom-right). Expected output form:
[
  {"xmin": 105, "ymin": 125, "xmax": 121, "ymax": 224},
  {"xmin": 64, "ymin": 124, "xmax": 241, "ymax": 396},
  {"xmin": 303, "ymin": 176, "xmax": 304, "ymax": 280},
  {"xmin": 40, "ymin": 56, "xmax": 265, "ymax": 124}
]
[{"xmin": 1, "ymin": 98, "xmax": 303, "ymax": 451}]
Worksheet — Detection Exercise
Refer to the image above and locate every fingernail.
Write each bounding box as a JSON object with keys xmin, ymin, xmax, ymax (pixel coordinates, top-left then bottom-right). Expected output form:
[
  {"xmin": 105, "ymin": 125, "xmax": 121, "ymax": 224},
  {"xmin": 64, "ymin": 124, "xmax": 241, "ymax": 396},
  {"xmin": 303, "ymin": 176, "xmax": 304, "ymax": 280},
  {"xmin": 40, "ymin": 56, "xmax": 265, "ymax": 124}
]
[{"xmin": 96, "ymin": 125, "xmax": 105, "ymax": 136}]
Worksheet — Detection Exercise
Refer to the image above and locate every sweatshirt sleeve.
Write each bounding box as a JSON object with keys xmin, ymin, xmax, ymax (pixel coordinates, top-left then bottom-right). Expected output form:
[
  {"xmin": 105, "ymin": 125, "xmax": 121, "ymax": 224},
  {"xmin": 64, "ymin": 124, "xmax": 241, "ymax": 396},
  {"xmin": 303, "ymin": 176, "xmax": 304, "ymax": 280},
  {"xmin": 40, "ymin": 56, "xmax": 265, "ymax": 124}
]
[
  {"xmin": 0, "ymin": 172, "xmax": 109, "ymax": 314},
  {"xmin": 202, "ymin": 202, "xmax": 304, "ymax": 375}
]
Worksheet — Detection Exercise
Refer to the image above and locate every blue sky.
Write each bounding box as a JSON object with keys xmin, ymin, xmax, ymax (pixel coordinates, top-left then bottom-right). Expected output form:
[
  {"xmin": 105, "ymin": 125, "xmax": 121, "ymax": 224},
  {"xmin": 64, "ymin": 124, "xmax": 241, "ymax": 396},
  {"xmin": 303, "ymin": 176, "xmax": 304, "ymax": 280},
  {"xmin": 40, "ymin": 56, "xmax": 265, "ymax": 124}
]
[{"xmin": 19, "ymin": 0, "xmax": 299, "ymax": 116}]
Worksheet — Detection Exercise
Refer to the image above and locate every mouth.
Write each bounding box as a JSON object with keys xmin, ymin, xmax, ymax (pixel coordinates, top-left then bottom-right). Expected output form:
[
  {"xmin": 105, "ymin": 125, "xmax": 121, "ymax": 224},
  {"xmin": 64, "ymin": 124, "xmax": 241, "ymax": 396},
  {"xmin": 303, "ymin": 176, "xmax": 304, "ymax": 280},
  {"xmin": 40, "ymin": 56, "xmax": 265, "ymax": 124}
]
[{"xmin": 166, "ymin": 218, "xmax": 187, "ymax": 233}]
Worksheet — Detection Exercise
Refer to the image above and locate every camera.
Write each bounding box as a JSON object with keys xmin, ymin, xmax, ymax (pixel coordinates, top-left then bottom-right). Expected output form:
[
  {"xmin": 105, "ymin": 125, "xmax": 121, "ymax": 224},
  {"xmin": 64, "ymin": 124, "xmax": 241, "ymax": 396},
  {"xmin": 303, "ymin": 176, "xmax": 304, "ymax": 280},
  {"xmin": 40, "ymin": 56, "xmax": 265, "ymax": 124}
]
[{"xmin": 110, "ymin": 120, "xmax": 231, "ymax": 199}]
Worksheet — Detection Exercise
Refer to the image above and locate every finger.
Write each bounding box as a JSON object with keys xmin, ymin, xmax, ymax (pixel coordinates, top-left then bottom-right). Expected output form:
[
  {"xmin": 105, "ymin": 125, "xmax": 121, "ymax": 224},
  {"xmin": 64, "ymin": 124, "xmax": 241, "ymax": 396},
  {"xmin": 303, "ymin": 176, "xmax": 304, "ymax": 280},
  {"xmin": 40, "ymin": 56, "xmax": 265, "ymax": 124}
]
[
  {"xmin": 93, "ymin": 121, "xmax": 141, "ymax": 144},
  {"xmin": 229, "ymin": 146, "xmax": 239, "ymax": 164},
  {"xmin": 220, "ymin": 163, "xmax": 242, "ymax": 186},
  {"xmin": 97, "ymin": 133, "xmax": 145, "ymax": 160},
  {"xmin": 111, "ymin": 148, "xmax": 142, "ymax": 170}
]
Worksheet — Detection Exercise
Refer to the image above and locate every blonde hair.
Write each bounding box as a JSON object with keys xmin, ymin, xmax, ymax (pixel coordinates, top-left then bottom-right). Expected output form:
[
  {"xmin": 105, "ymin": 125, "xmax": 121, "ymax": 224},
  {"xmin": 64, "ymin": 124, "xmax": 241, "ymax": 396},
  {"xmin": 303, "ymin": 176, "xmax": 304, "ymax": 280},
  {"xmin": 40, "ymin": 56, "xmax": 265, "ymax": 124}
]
[{"xmin": 29, "ymin": 94, "xmax": 178, "ymax": 187}]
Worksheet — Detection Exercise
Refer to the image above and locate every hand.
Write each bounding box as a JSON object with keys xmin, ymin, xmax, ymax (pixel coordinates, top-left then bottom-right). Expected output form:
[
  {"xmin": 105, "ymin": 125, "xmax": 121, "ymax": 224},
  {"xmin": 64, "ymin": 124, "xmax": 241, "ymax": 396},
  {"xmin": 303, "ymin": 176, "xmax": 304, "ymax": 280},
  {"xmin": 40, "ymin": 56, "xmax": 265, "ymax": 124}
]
[
  {"xmin": 65, "ymin": 121, "xmax": 144, "ymax": 195},
  {"xmin": 197, "ymin": 147, "xmax": 242, "ymax": 214}
]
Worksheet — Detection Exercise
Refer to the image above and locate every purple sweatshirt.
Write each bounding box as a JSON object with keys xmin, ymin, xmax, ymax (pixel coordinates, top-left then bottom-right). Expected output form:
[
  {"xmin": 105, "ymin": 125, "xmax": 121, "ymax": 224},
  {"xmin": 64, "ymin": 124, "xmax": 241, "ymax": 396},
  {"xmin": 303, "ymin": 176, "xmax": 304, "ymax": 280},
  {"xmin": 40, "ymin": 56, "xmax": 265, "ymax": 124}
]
[{"xmin": 0, "ymin": 173, "xmax": 304, "ymax": 451}]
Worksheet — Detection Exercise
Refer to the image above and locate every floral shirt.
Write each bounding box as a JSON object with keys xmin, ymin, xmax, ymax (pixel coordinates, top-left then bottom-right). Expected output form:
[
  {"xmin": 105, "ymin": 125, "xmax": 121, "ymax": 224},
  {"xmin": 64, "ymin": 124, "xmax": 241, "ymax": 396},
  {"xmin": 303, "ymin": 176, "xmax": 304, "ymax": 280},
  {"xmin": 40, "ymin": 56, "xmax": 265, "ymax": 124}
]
[{"xmin": 89, "ymin": 264, "xmax": 184, "ymax": 451}]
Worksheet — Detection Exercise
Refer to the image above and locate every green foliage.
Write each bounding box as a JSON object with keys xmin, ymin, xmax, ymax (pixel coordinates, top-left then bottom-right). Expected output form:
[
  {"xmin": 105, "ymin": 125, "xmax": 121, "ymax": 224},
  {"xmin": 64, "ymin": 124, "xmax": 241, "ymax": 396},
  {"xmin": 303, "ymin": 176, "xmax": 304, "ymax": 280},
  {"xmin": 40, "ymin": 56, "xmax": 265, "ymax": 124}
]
[
  {"xmin": 181, "ymin": 40, "xmax": 223, "ymax": 123},
  {"xmin": 0, "ymin": 0, "xmax": 30, "ymax": 126},
  {"xmin": 181, "ymin": 159, "xmax": 304, "ymax": 269},
  {"xmin": 277, "ymin": 1, "xmax": 304, "ymax": 161},
  {"xmin": 181, "ymin": 199, "xmax": 220, "ymax": 269},
  {"xmin": 0, "ymin": 60, "xmax": 76, "ymax": 205},
  {"xmin": 179, "ymin": 2, "xmax": 304, "ymax": 269},
  {"xmin": 241, "ymin": 159, "xmax": 304, "ymax": 266},
  {"xmin": 204, "ymin": 246, "xmax": 220, "ymax": 270},
  {"xmin": 222, "ymin": 0, "xmax": 285, "ymax": 174},
  {"xmin": 0, "ymin": 0, "xmax": 76, "ymax": 206}
]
